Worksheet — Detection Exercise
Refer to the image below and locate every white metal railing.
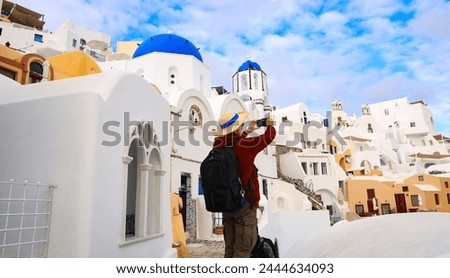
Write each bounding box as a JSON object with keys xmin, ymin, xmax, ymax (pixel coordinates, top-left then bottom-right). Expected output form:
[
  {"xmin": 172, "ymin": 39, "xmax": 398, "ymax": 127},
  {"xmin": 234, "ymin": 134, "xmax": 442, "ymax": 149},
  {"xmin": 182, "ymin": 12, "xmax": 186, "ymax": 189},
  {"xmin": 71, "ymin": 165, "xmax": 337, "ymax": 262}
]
[{"xmin": 0, "ymin": 180, "xmax": 56, "ymax": 258}]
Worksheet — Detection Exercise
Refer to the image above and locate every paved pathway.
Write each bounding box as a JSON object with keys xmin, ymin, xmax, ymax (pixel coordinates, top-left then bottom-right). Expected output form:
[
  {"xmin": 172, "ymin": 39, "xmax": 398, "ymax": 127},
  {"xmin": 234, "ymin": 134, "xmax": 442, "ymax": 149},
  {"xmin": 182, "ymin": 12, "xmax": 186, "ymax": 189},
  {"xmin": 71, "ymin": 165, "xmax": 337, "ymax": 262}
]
[{"xmin": 187, "ymin": 240, "xmax": 225, "ymax": 258}]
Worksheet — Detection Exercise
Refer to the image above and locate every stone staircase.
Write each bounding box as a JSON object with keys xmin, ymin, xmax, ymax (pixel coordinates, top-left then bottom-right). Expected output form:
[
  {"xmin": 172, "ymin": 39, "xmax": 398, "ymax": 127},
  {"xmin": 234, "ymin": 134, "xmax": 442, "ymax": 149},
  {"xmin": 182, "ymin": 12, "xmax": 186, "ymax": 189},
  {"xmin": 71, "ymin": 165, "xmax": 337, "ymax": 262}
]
[{"xmin": 277, "ymin": 172, "xmax": 326, "ymax": 210}]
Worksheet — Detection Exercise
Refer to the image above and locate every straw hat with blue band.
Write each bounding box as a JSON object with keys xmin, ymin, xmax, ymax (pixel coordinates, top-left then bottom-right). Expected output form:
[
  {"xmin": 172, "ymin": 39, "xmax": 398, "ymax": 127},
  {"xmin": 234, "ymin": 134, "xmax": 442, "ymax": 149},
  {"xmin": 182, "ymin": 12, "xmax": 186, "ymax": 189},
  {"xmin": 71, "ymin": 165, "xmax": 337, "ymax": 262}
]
[{"xmin": 214, "ymin": 111, "xmax": 249, "ymax": 136}]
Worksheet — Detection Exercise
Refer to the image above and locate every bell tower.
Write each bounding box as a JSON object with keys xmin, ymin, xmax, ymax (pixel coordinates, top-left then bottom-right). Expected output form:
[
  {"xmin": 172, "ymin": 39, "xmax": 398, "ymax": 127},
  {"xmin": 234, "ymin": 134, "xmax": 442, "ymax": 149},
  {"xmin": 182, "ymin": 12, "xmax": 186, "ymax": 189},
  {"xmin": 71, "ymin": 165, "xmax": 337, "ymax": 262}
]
[{"xmin": 232, "ymin": 58, "xmax": 270, "ymax": 116}]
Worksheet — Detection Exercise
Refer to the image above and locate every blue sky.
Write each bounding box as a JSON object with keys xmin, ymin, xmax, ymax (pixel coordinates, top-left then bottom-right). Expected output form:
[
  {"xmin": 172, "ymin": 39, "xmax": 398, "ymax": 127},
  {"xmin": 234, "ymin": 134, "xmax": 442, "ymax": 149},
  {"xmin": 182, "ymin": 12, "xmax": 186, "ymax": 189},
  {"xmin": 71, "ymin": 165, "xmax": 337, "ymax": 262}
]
[{"xmin": 14, "ymin": 0, "xmax": 450, "ymax": 135}]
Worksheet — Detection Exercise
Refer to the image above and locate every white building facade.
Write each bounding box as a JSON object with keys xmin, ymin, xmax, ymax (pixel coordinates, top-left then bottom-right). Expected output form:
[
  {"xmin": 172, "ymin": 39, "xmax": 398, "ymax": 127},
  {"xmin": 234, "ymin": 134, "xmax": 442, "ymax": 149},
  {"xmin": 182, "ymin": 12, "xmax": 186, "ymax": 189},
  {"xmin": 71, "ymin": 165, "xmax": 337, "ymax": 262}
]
[{"xmin": 0, "ymin": 71, "xmax": 175, "ymax": 257}]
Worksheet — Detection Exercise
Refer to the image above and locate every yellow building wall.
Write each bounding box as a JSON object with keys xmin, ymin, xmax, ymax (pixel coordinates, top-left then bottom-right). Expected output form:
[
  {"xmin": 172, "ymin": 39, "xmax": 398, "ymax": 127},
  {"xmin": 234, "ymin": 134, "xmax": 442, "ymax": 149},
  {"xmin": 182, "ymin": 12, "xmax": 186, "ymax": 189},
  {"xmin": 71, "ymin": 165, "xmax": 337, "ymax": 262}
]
[
  {"xmin": 439, "ymin": 177, "xmax": 450, "ymax": 212},
  {"xmin": 48, "ymin": 51, "xmax": 101, "ymax": 80},
  {"xmin": 371, "ymin": 169, "xmax": 383, "ymax": 176},
  {"xmin": 444, "ymin": 178, "xmax": 450, "ymax": 211},
  {"xmin": 117, "ymin": 41, "xmax": 141, "ymax": 58},
  {"xmin": 403, "ymin": 174, "xmax": 450, "ymax": 212},
  {"xmin": 347, "ymin": 174, "xmax": 450, "ymax": 216},
  {"xmin": 347, "ymin": 179, "xmax": 395, "ymax": 216},
  {"xmin": 334, "ymin": 148, "xmax": 351, "ymax": 172}
]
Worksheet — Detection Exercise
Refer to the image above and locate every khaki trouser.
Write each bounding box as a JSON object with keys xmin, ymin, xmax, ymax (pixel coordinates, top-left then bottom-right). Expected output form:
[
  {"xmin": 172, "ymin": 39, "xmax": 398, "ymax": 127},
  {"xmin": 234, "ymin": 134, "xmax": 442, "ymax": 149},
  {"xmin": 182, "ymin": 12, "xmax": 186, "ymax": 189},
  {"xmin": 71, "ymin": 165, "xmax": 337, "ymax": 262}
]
[{"xmin": 223, "ymin": 202, "xmax": 257, "ymax": 258}]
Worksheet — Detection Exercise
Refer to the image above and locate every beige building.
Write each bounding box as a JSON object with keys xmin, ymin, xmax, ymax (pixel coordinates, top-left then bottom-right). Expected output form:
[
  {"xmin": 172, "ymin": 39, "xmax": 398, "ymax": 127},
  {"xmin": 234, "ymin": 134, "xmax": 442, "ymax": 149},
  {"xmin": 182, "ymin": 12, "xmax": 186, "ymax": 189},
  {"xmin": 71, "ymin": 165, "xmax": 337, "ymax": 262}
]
[
  {"xmin": 0, "ymin": 44, "xmax": 54, "ymax": 84},
  {"xmin": 116, "ymin": 41, "xmax": 140, "ymax": 58},
  {"xmin": 347, "ymin": 174, "xmax": 450, "ymax": 216},
  {"xmin": 1, "ymin": 45, "xmax": 101, "ymax": 83},
  {"xmin": 403, "ymin": 174, "xmax": 450, "ymax": 212},
  {"xmin": 334, "ymin": 148, "xmax": 383, "ymax": 177}
]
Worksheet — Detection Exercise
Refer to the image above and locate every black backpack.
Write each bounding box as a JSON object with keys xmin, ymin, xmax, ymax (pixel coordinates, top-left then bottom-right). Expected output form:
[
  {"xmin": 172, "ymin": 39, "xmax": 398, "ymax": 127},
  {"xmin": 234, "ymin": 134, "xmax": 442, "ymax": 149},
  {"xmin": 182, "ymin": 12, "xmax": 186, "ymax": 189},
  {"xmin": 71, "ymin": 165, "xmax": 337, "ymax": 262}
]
[
  {"xmin": 200, "ymin": 146, "xmax": 246, "ymax": 212},
  {"xmin": 251, "ymin": 236, "xmax": 279, "ymax": 258}
]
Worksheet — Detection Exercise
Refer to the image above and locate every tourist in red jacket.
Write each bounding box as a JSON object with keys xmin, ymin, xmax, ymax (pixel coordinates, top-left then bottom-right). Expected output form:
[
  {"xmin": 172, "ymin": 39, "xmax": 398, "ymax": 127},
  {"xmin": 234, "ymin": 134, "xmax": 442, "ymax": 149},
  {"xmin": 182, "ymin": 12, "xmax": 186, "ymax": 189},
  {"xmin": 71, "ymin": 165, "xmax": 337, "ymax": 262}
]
[{"xmin": 213, "ymin": 110, "xmax": 276, "ymax": 258}]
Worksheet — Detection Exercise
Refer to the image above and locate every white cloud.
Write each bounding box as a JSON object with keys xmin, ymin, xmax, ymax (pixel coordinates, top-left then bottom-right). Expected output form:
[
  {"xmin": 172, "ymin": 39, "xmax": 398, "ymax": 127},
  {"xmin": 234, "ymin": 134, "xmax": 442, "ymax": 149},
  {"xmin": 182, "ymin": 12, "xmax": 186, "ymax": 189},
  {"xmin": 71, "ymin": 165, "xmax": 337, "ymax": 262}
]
[
  {"xmin": 429, "ymin": 96, "xmax": 450, "ymax": 135},
  {"xmin": 346, "ymin": 0, "xmax": 402, "ymax": 18},
  {"xmin": 10, "ymin": 0, "xmax": 450, "ymax": 135}
]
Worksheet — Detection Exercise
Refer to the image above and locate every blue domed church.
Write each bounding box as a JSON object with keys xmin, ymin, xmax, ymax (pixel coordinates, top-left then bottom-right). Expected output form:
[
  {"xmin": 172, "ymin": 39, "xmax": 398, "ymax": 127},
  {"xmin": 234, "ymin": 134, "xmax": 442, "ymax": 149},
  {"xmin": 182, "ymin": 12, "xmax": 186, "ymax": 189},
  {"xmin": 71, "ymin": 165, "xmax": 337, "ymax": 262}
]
[
  {"xmin": 132, "ymin": 34, "xmax": 203, "ymax": 62},
  {"xmin": 116, "ymin": 33, "xmax": 211, "ymax": 96}
]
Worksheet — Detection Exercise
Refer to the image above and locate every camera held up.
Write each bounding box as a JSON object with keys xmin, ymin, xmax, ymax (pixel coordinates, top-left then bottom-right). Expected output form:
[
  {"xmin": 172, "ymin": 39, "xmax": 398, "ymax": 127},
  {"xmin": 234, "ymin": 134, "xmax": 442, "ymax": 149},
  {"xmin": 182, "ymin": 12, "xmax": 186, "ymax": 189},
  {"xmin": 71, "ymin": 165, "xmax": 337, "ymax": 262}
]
[{"xmin": 256, "ymin": 117, "xmax": 268, "ymax": 127}]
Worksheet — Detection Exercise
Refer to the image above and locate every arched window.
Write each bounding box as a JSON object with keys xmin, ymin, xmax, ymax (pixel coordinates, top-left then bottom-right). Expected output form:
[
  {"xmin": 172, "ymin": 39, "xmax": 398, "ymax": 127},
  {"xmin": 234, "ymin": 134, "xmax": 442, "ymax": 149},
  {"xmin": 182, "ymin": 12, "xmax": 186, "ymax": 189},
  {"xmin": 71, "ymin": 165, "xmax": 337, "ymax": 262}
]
[
  {"xmin": 142, "ymin": 123, "xmax": 153, "ymax": 148},
  {"xmin": 189, "ymin": 105, "xmax": 202, "ymax": 127},
  {"xmin": 29, "ymin": 61, "xmax": 43, "ymax": 83},
  {"xmin": 122, "ymin": 122, "xmax": 164, "ymax": 243},
  {"xmin": 125, "ymin": 139, "xmax": 142, "ymax": 238},
  {"xmin": 147, "ymin": 148, "xmax": 163, "ymax": 235}
]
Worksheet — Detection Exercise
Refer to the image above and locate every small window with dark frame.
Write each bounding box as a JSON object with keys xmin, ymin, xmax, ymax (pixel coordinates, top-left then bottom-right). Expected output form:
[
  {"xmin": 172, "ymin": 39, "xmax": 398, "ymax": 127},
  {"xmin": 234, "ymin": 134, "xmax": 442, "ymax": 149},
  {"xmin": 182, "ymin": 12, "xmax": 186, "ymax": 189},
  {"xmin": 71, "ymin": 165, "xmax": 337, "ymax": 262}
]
[
  {"xmin": 0, "ymin": 67, "xmax": 17, "ymax": 80},
  {"xmin": 34, "ymin": 34, "xmax": 43, "ymax": 43},
  {"xmin": 355, "ymin": 204, "xmax": 364, "ymax": 216},
  {"xmin": 411, "ymin": 195, "xmax": 420, "ymax": 206},
  {"xmin": 262, "ymin": 179, "xmax": 268, "ymax": 199},
  {"xmin": 447, "ymin": 193, "xmax": 450, "ymax": 204},
  {"xmin": 321, "ymin": 162, "xmax": 327, "ymax": 175},
  {"xmin": 301, "ymin": 162, "xmax": 307, "ymax": 175},
  {"xmin": 418, "ymin": 175, "xmax": 424, "ymax": 181},
  {"xmin": 312, "ymin": 163, "xmax": 319, "ymax": 175},
  {"xmin": 445, "ymin": 181, "xmax": 449, "ymax": 189},
  {"xmin": 402, "ymin": 186, "xmax": 409, "ymax": 192},
  {"xmin": 381, "ymin": 204, "xmax": 390, "ymax": 215}
]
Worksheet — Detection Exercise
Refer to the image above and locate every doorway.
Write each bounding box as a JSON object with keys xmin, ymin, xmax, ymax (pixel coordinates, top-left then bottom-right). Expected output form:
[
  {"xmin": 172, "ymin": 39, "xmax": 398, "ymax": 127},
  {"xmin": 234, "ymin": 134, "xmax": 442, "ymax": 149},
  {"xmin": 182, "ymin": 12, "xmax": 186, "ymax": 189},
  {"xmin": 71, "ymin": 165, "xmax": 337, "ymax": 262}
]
[
  {"xmin": 180, "ymin": 173, "xmax": 196, "ymax": 239},
  {"xmin": 367, "ymin": 189, "xmax": 378, "ymax": 214},
  {"xmin": 394, "ymin": 194, "xmax": 407, "ymax": 213},
  {"xmin": 179, "ymin": 174, "xmax": 188, "ymax": 230}
]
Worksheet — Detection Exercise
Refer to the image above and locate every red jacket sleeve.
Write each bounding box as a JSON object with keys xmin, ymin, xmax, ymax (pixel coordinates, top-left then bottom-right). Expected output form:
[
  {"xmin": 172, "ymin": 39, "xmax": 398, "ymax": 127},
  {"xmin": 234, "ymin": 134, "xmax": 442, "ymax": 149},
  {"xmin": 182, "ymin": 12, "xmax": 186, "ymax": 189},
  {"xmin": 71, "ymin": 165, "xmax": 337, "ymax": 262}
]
[{"xmin": 238, "ymin": 126, "xmax": 276, "ymax": 155}]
